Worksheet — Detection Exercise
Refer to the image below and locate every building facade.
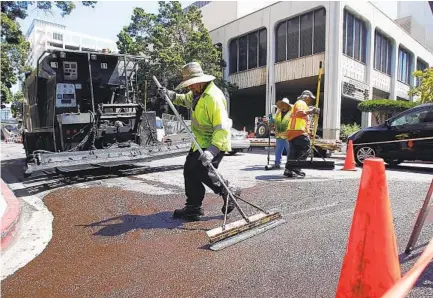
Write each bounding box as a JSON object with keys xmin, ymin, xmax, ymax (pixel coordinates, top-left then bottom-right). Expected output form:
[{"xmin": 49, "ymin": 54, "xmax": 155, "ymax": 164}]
[
  {"xmin": 191, "ymin": 1, "xmax": 433, "ymax": 139},
  {"xmin": 26, "ymin": 19, "xmax": 118, "ymax": 68}
]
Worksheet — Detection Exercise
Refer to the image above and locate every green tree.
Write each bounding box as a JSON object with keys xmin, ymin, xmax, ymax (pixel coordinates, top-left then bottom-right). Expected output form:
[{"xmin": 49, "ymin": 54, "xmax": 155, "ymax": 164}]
[
  {"xmin": 1, "ymin": 1, "xmax": 97, "ymax": 98},
  {"xmin": 409, "ymin": 67, "xmax": 433, "ymax": 103},
  {"xmin": 116, "ymin": 1, "xmax": 236, "ymax": 117},
  {"xmin": 10, "ymin": 91, "xmax": 24, "ymax": 117},
  {"xmin": 358, "ymin": 99, "xmax": 419, "ymax": 124}
]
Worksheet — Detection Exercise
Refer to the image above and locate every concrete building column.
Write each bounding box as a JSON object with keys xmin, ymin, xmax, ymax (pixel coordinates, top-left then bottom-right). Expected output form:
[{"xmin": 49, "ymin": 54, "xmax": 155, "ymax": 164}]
[
  {"xmin": 265, "ymin": 9, "xmax": 275, "ymax": 115},
  {"xmin": 390, "ymin": 41, "xmax": 399, "ymax": 100},
  {"xmin": 323, "ymin": 1, "xmax": 343, "ymax": 140},
  {"xmin": 362, "ymin": 22, "xmax": 375, "ymax": 128}
]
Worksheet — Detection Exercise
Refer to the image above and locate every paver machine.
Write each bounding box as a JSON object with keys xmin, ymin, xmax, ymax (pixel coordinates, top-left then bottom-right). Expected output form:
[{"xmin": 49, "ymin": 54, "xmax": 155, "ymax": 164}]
[{"xmin": 22, "ymin": 49, "xmax": 189, "ymax": 176}]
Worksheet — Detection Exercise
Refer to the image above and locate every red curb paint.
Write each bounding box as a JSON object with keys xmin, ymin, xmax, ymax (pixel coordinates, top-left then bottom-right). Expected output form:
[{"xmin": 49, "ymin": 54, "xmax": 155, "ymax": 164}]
[{"xmin": 1, "ymin": 179, "xmax": 21, "ymax": 250}]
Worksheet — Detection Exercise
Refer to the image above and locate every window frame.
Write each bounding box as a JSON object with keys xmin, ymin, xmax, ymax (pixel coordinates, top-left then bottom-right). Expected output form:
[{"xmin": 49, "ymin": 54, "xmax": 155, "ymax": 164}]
[
  {"xmin": 228, "ymin": 28, "xmax": 267, "ymax": 75},
  {"xmin": 343, "ymin": 9, "xmax": 367, "ymax": 64},
  {"xmin": 390, "ymin": 107, "xmax": 430, "ymax": 127},
  {"xmin": 373, "ymin": 30, "xmax": 392, "ymax": 76},
  {"xmin": 397, "ymin": 47, "xmax": 412, "ymax": 85},
  {"xmin": 416, "ymin": 58, "xmax": 429, "ymax": 87},
  {"xmin": 275, "ymin": 7, "xmax": 326, "ymax": 64}
]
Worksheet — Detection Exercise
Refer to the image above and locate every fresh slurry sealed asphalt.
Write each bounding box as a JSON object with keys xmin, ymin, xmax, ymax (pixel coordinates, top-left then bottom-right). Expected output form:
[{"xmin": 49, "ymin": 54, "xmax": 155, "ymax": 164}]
[
  {"xmin": 2, "ymin": 178, "xmax": 433, "ymax": 297},
  {"xmin": 1, "ymin": 143, "xmax": 433, "ymax": 297}
]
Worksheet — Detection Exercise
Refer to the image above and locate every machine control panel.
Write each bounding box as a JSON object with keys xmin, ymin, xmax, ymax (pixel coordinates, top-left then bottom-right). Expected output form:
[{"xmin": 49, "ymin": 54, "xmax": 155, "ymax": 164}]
[
  {"xmin": 62, "ymin": 61, "xmax": 78, "ymax": 80},
  {"xmin": 56, "ymin": 83, "xmax": 77, "ymax": 108}
]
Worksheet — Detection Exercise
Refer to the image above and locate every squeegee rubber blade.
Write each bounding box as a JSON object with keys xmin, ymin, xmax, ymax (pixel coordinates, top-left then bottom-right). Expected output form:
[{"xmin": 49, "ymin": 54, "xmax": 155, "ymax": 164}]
[{"xmin": 209, "ymin": 218, "xmax": 286, "ymax": 251}]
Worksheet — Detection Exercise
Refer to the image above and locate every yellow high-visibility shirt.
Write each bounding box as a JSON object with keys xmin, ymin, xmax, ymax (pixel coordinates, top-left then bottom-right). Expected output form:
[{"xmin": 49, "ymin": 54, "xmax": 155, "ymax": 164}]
[
  {"xmin": 173, "ymin": 81, "xmax": 231, "ymax": 152},
  {"xmin": 274, "ymin": 109, "xmax": 291, "ymax": 139}
]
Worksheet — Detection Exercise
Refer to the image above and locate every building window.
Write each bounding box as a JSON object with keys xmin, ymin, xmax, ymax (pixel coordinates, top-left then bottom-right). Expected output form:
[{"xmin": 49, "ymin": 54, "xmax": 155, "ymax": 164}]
[
  {"xmin": 53, "ymin": 32, "xmax": 63, "ymax": 41},
  {"xmin": 275, "ymin": 8, "xmax": 326, "ymax": 63},
  {"xmin": 416, "ymin": 59, "xmax": 429, "ymax": 87},
  {"xmin": 343, "ymin": 10, "xmax": 367, "ymax": 63},
  {"xmin": 398, "ymin": 47, "xmax": 412, "ymax": 85},
  {"xmin": 229, "ymin": 28, "xmax": 267, "ymax": 74},
  {"xmin": 374, "ymin": 31, "xmax": 392, "ymax": 75}
]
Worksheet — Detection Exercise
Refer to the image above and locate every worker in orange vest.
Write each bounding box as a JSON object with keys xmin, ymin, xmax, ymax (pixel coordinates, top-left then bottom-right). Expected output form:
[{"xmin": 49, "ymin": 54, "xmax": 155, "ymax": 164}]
[{"xmin": 283, "ymin": 90, "xmax": 320, "ymax": 178}]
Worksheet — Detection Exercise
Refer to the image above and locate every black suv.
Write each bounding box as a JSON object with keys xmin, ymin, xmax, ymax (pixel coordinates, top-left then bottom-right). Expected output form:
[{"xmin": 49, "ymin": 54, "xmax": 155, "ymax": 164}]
[{"xmin": 347, "ymin": 103, "xmax": 433, "ymax": 166}]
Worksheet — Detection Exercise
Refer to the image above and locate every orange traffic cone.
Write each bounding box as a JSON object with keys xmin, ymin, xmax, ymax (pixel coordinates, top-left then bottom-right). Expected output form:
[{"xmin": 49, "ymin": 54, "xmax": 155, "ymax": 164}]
[
  {"xmin": 342, "ymin": 140, "xmax": 357, "ymax": 171},
  {"xmin": 335, "ymin": 158, "xmax": 401, "ymax": 298}
]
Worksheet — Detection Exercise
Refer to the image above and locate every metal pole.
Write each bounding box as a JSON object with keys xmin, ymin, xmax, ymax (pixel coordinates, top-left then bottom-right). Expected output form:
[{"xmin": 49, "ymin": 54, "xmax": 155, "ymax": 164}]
[
  {"xmin": 144, "ymin": 80, "xmax": 147, "ymax": 111},
  {"xmin": 124, "ymin": 55, "xmax": 129, "ymax": 103},
  {"xmin": 405, "ymin": 179, "xmax": 433, "ymax": 254},
  {"xmin": 87, "ymin": 53, "xmax": 95, "ymax": 113}
]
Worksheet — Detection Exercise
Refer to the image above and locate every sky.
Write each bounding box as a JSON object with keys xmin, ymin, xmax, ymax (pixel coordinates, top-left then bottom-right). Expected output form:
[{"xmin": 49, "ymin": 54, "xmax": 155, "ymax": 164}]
[{"xmin": 18, "ymin": 1, "xmax": 194, "ymax": 42}]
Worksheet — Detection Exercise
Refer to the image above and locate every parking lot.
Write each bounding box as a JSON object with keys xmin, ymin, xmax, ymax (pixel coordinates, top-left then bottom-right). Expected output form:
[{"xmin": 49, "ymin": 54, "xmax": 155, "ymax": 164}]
[{"xmin": 2, "ymin": 143, "xmax": 433, "ymax": 297}]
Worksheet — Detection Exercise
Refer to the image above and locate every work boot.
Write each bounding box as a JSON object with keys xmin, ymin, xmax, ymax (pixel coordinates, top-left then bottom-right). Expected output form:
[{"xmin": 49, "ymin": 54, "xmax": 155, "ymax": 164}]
[
  {"xmin": 221, "ymin": 187, "xmax": 241, "ymax": 215},
  {"xmin": 265, "ymin": 164, "xmax": 280, "ymax": 170},
  {"xmin": 173, "ymin": 205, "xmax": 204, "ymax": 221},
  {"xmin": 284, "ymin": 168, "xmax": 305, "ymax": 178},
  {"xmin": 292, "ymin": 169, "xmax": 306, "ymax": 177}
]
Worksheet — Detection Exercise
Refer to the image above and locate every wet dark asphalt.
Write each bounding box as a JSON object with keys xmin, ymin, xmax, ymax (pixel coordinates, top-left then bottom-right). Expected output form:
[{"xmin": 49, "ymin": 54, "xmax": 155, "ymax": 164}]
[{"xmin": 2, "ymin": 178, "xmax": 433, "ymax": 298}]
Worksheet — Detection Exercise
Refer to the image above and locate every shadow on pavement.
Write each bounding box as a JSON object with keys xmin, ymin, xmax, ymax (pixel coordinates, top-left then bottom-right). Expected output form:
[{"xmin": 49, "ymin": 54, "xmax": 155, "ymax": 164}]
[
  {"xmin": 5, "ymin": 165, "xmax": 185, "ymax": 197},
  {"xmin": 241, "ymin": 165, "xmax": 268, "ymax": 171},
  {"xmin": 385, "ymin": 165, "xmax": 433, "ymax": 175},
  {"xmin": 77, "ymin": 211, "xmax": 222, "ymax": 236},
  {"xmin": 398, "ymin": 242, "xmax": 433, "ymax": 289},
  {"xmin": 255, "ymin": 175, "xmax": 287, "ymax": 182}
]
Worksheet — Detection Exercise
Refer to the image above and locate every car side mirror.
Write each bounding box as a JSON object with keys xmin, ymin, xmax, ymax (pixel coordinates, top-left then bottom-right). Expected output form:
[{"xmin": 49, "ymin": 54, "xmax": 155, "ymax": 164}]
[{"xmin": 385, "ymin": 120, "xmax": 391, "ymax": 128}]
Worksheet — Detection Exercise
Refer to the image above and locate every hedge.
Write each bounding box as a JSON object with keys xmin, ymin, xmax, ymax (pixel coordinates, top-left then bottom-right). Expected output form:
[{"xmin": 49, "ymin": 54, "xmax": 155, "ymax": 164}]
[{"xmin": 358, "ymin": 99, "xmax": 419, "ymax": 113}]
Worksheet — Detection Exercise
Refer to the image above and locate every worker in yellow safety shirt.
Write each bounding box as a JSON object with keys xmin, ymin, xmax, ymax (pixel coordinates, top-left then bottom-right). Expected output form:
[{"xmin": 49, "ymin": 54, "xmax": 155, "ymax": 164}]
[
  {"xmin": 267, "ymin": 98, "xmax": 293, "ymax": 169},
  {"xmin": 283, "ymin": 90, "xmax": 320, "ymax": 178},
  {"xmin": 158, "ymin": 62, "xmax": 240, "ymax": 221}
]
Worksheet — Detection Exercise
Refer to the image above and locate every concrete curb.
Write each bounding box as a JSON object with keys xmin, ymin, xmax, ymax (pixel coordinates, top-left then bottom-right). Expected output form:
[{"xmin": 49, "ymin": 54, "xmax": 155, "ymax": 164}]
[{"xmin": 1, "ymin": 179, "xmax": 22, "ymax": 250}]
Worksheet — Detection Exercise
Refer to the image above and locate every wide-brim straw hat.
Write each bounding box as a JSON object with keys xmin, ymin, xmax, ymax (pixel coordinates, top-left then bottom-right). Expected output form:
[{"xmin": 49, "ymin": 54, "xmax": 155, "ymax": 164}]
[
  {"xmin": 175, "ymin": 62, "xmax": 216, "ymax": 90},
  {"xmin": 276, "ymin": 98, "xmax": 292, "ymax": 110}
]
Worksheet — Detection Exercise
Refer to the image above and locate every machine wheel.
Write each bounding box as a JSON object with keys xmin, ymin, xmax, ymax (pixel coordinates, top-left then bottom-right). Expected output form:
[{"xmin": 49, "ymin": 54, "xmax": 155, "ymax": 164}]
[
  {"xmin": 354, "ymin": 146, "xmax": 377, "ymax": 166},
  {"xmin": 385, "ymin": 158, "xmax": 404, "ymax": 167},
  {"xmin": 255, "ymin": 123, "xmax": 269, "ymax": 138}
]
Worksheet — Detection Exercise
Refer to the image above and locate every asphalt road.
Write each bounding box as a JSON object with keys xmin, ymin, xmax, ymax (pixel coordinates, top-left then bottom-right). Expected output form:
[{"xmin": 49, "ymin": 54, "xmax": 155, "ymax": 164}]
[{"xmin": 1, "ymin": 143, "xmax": 433, "ymax": 297}]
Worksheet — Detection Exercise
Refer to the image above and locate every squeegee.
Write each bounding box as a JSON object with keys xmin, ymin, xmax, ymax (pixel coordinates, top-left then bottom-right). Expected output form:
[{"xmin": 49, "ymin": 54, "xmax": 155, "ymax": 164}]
[{"xmin": 153, "ymin": 76, "xmax": 286, "ymax": 251}]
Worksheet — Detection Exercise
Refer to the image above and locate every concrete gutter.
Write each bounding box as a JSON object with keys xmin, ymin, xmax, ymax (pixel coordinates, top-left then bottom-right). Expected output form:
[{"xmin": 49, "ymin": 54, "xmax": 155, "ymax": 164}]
[{"xmin": 1, "ymin": 179, "xmax": 21, "ymax": 250}]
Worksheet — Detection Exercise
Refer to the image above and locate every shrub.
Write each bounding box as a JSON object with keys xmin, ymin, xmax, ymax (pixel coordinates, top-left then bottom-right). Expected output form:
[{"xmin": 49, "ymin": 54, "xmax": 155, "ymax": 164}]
[
  {"xmin": 358, "ymin": 99, "xmax": 419, "ymax": 124},
  {"xmin": 340, "ymin": 123, "xmax": 361, "ymax": 141}
]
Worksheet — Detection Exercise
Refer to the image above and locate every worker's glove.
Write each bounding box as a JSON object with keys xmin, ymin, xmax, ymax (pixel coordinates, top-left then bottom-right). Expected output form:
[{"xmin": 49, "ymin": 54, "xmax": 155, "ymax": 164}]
[
  {"xmin": 199, "ymin": 145, "xmax": 219, "ymax": 167},
  {"xmin": 311, "ymin": 107, "xmax": 320, "ymax": 115},
  {"xmin": 158, "ymin": 87, "xmax": 176, "ymax": 101}
]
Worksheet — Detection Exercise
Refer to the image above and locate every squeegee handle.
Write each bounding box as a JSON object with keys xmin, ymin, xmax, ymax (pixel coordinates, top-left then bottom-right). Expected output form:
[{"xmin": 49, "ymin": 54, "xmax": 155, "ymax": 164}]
[
  {"xmin": 152, "ymin": 76, "xmax": 204, "ymax": 156},
  {"xmin": 152, "ymin": 76, "xmax": 251, "ymax": 223}
]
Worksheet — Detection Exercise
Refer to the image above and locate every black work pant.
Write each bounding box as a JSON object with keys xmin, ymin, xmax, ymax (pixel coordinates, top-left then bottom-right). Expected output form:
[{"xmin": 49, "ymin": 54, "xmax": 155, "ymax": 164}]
[
  {"xmin": 285, "ymin": 135, "xmax": 311, "ymax": 172},
  {"xmin": 183, "ymin": 149, "xmax": 227, "ymax": 207}
]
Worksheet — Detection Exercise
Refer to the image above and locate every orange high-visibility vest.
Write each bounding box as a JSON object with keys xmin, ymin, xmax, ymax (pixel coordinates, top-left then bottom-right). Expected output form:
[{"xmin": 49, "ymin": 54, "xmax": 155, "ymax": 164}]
[{"xmin": 286, "ymin": 100, "xmax": 309, "ymax": 141}]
